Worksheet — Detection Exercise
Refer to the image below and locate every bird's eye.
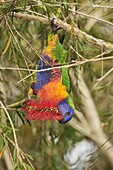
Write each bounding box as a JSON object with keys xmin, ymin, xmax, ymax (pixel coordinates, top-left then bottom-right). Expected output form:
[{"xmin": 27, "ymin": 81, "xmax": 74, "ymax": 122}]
[{"xmin": 66, "ymin": 112, "xmax": 70, "ymax": 116}]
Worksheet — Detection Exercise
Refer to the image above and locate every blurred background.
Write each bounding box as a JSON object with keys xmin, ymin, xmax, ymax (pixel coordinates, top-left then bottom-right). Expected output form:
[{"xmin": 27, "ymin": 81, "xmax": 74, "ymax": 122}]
[{"xmin": 1, "ymin": 0, "xmax": 113, "ymax": 169}]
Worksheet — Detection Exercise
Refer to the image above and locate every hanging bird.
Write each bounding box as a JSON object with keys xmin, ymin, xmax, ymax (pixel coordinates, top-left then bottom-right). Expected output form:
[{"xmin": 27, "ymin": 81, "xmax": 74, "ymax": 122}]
[{"xmin": 23, "ymin": 20, "xmax": 75, "ymax": 124}]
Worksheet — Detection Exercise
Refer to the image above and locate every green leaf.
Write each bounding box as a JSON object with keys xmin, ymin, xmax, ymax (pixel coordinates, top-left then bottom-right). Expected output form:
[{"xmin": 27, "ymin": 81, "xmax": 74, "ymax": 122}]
[
  {"xmin": 13, "ymin": 163, "xmax": 19, "ymax": 170},
  {"xmin": 26, "ymin": 154, "xmax": 34, "ymax": 161},
  {"xmin": 0, "ymin": 134, "xmax": 5, "ymax": 151},
  {"xmin": 13, "ymin": 148, "xmax": 17, "ymax": 161},
  {"xmin": 23, "ymin": 163, "xmax": 34, "ymax": 170}
]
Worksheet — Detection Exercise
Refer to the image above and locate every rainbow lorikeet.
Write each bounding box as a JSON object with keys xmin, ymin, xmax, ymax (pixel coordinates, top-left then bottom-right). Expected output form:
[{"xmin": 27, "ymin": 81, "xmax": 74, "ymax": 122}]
[{"xmin": 23, "ymin": 30, "xmax": 75, "ymax": 124}]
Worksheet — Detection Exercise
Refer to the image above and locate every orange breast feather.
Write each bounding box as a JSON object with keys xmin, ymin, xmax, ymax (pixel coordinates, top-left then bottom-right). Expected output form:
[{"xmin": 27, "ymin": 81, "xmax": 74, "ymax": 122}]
[{"xmin": 38, "ymin": 80, "xmax": 68, "ymax": 105}]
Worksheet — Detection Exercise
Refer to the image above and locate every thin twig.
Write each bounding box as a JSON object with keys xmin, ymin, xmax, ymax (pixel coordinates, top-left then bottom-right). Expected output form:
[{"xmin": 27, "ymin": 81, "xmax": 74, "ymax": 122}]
[
  {"xmin": 12, "ymin": 12, "xmax": 113, "ymax": 49},
  {"xmin": 94, "ymin": 67, "xmax": 113, "ymax": 87},
  {"xmin": 69, "ymin": 68, "xmax": 113, "ymax": 167},
  {"xmin": 70, "ymin": 9, "xmax": 113, "ymax": 27},
  {"xmin": 0, "ymin": 129, "xmax": 35, "ymax": 170},
  {"xmin": 0, "ymin": 101, "xmax": 19, "ymax": 158},
  {"xmin": 0, "ymin": 54, "xmax": 113, "ymax": 72}
]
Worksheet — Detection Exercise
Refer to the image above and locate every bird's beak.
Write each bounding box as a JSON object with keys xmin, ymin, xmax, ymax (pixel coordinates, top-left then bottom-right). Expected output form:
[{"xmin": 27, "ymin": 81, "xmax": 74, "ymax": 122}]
[
  {"xmin": 58, "ymin": 113, "xmax": 72, "ymax": 124},
  {"xmin": 58, "ymin": 114, "xmax": 67, "ymax": 124},
  {"xmin": 55, "ymin": 113, "xmax": 63, "ymax": 122}
]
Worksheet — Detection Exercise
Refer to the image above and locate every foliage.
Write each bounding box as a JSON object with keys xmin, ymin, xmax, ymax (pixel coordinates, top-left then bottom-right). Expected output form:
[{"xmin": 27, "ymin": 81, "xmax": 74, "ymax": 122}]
[{"xmin": 0, "ymin": 0, "xmax": 113, "ymax": 170}]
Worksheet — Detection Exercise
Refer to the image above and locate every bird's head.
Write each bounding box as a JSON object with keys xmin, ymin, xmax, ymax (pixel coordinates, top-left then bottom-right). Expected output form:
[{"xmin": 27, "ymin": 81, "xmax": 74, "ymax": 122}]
[{"xmin": 57, "ymin": 99, "xmax": 74, "ymax": 124}]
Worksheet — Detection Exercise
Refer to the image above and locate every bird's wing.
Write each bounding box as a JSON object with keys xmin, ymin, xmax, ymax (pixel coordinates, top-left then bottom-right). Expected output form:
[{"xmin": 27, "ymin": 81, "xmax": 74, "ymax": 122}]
[{"xmin": 35, "ymin": 54, "xmax": 53, "ymax": 90}]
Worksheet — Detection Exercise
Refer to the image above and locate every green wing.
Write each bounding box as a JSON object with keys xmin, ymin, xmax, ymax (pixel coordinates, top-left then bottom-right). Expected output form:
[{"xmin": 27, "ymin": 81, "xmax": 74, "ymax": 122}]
[
  {"xmin": 51, "ymin": 34, "xmax": 71, "ymax": 93},
  {"xmin": 62, "ymin": 68, "xmax": 71, "ymax": 93},
  {"xmin": 67, "ymin": 95, "xmax": 75, "ymax": 110},
  {"xmin": 52, "ymin": 39, "xmax": 67, "ymax": 63}
]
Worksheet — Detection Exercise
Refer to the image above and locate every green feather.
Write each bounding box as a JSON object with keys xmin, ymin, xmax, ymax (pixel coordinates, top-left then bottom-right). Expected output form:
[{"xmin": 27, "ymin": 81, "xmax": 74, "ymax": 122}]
[
  {"xmin": 67, "ymin": 95, "xmax": 75, "ymax": 110},
  {"xmin": 51, "ymin": 35, "xmax": 71, "ymax": 93},
  {"xmin": 62, "ymin": 68, "xmax": 71, "ymax": 93},
  {"xmin": 52, "ymin": 39, "xmax": 67, "ymax": 63}
]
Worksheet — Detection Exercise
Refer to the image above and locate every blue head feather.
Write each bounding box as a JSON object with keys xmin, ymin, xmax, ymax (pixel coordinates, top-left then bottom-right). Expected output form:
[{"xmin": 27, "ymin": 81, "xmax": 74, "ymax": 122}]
[{"xmin": 57, "ymin": 99, "xmax": 74, "ymax": 124}]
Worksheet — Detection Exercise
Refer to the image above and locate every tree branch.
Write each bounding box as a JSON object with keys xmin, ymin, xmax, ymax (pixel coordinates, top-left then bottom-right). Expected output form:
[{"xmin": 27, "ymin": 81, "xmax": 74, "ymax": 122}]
[
  {"xmin": 69, "ymin": 68, "xmax": 113, "ymax": 167},
  {"xmin": 13, "ymin": 12, "xmax": 113, "ymax": 49}
]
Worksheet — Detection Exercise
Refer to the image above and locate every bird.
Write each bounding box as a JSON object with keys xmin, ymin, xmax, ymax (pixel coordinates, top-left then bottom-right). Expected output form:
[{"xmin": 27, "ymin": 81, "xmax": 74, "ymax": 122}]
[{"xmin": 23, "ymin": 19, "xmax": 75, "ymax": 124}]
